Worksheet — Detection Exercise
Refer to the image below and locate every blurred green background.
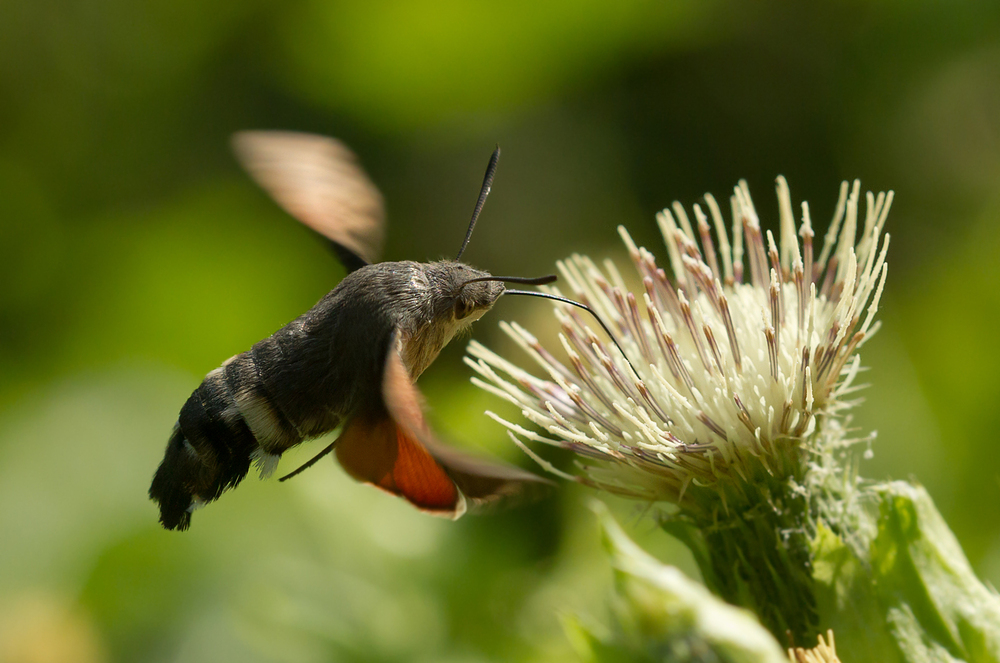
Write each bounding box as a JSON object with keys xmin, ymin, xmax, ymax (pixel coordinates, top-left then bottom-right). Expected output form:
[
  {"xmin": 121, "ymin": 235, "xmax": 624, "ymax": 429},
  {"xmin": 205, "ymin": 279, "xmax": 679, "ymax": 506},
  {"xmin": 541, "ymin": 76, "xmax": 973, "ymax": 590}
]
[{"xmin": 2, "ymin": 1, "xmax": 1000, "ymax": 661}]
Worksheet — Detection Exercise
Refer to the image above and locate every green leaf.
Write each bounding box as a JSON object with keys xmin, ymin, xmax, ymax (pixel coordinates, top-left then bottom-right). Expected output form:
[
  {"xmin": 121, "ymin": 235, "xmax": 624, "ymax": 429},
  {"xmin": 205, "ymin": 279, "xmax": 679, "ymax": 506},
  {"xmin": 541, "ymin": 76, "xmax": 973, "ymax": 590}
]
[
  {"xmin": 813, "ymin": 481, "xmax": 1000, "ymax": 662},
  {"xmin": 870, "ymin": 482, "xmax": 1000, "ymax": 662}
]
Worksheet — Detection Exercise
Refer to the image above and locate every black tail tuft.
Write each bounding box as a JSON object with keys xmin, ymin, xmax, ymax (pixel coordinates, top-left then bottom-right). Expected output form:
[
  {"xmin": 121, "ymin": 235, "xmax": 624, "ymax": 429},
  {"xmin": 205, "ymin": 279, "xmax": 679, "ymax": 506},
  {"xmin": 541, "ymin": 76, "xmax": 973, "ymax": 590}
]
[
  {"xmin": 149, "ymin": 425, "xmax": 200, "ymax": 530},
  {"xmin": 150, "ymin": 370, "xmax": 263, "ymax": 530}
]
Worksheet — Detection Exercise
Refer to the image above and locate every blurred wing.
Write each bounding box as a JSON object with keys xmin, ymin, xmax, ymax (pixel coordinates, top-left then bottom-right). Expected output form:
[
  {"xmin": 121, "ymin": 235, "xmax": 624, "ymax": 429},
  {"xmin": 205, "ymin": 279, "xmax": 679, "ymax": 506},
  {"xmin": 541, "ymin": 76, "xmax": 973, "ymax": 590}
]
[
  {"xmin": 334, "ymin": 412, "xmax": 463, "ymax": 516},
  {"xmin": 335, "ymin": 333, "xmax": 550, "ymax": 516},
  {"xmin": 335, "ymin": 333, "xmax": 464, "ymax": 517},
  {"xmin": 232, "ymin": 130, "xmax": 385, "ymax": 270},
  {"xmin": 420, "ymin": 437, "xmax": 554, "ymax": 513}
]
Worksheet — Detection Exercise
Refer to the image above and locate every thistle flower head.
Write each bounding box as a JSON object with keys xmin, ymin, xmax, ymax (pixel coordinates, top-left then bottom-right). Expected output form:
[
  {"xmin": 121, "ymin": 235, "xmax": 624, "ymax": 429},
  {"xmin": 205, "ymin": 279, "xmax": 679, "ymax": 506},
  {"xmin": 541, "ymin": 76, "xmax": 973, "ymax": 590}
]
[{"xmin": 466, "ymin": 178, "xmax": 891, "ymax": 506}]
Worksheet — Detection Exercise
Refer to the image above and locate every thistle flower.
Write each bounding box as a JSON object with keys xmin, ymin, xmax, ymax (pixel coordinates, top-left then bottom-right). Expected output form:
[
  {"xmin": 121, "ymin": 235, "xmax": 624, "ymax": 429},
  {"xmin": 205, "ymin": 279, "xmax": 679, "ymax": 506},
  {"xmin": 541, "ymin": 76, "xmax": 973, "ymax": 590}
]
[
  {"xmin": 470, "ymin": 178, "xmax": 1000, "ymax": 659},
  {"xmin": 467, "ymin": 177, "xmax": 890, "ymax": 508}
]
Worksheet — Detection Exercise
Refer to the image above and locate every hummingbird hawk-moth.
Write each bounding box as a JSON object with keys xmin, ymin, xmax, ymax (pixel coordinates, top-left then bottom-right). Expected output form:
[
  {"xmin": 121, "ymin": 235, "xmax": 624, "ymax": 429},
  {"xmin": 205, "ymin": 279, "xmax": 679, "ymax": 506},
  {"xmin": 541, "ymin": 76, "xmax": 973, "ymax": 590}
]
[{"xmin": 149, "ymin": 132, "xmax": 557, "ymax": 531}]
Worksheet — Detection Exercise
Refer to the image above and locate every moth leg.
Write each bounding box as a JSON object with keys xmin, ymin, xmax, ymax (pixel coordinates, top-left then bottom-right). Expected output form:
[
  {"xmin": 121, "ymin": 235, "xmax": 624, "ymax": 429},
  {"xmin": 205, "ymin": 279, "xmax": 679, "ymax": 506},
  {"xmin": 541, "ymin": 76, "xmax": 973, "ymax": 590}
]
[{"xmin": 278, "ymin": 438, "xmax": 339, "ymax": 482}]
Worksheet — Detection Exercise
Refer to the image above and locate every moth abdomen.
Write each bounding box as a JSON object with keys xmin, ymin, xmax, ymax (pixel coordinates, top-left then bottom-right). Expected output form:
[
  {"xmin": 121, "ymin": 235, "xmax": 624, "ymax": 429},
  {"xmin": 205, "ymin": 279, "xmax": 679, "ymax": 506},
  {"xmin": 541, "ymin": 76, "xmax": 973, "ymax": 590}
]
[
  {"xmin": 250, "ymin": 317, "xmax": 353, "ymax": 438},
  {"xmin": 224, "ymin": 346, "xmax": 304, "ymax": 457},
  {"xmin": 150, "ymin": 363, "xmax": 267, "ymax": 530}
]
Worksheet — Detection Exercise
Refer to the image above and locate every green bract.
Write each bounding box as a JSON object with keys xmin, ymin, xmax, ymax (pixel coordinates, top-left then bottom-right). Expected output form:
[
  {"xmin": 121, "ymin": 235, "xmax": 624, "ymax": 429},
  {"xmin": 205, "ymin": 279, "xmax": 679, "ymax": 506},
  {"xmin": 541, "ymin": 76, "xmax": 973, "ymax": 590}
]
[{"xmin": 570, "ymin": 502, "xmax": 788, "ymax": 663}]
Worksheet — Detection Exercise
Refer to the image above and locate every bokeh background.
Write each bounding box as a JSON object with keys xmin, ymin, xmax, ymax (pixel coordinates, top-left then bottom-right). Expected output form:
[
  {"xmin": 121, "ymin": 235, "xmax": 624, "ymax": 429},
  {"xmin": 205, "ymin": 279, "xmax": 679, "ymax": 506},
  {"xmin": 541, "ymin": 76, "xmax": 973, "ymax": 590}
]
[{"xmin": 2, "ymin": 1, "xmax": 1000, "ymax": 661}]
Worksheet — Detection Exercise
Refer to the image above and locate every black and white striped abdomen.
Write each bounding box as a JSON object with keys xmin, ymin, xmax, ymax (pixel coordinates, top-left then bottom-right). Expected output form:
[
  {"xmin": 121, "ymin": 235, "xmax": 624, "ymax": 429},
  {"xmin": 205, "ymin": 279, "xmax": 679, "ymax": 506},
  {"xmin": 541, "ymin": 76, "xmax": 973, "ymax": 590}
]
[
  {"xmin": 149, "ymin": 279, "xmax": 384, "ymax": 530},
  {"xmin": 149, "ymin": 343, "xmax": 316, "ymax": 531}
]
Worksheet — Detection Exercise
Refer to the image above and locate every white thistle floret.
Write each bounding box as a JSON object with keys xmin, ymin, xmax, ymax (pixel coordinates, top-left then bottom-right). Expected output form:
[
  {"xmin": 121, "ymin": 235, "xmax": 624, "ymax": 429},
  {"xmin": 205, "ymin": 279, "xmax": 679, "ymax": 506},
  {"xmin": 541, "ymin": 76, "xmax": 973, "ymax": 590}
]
[{"xmin": 466, "ymin": 178, "xmax": 891, "ymax": 503}]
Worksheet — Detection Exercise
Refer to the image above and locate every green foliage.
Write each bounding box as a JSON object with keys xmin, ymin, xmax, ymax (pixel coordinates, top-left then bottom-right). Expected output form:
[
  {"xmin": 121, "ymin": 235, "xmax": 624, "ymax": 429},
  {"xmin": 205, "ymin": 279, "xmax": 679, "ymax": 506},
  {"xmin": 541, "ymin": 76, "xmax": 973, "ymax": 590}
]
[{"xmin": 814, "ymin": 482, "xmax": 1000, "ymax": 662}]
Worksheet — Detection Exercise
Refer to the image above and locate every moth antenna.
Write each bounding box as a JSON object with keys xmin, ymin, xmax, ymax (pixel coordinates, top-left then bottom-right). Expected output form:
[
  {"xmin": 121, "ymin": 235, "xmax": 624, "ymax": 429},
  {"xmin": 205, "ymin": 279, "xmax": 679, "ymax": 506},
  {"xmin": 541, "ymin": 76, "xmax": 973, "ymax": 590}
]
[
  {"xmin": 503, "ymin": 290, "xmax": 642, "ymax": 380},
  {"xmin": 456, "ymin": 145, "xmax": 501, "ymax": 260},
  {"xmin": 278, "ymin": 439, "xmax": 338, "ymax": 482}
]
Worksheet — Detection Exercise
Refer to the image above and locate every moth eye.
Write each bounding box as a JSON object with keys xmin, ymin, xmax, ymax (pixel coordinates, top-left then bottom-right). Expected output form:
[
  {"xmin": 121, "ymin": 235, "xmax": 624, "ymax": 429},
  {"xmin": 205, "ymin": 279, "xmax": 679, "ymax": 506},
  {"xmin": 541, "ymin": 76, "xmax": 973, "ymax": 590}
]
[{"xmin": 455, "ymin": 300, "xmax": 475, "ymax": 320}]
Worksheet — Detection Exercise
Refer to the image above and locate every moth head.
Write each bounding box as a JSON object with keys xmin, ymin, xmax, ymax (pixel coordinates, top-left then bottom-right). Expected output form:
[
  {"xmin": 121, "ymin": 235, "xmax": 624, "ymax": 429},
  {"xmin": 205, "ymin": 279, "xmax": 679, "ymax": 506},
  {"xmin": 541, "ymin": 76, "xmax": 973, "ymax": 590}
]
[
  {"xmin": 427, "ymin": 261, "xmax": 506, "ymax": 325},
  {"xmin": 451, "ymin": 266, "xmax": 559, "ymax": 324}
]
